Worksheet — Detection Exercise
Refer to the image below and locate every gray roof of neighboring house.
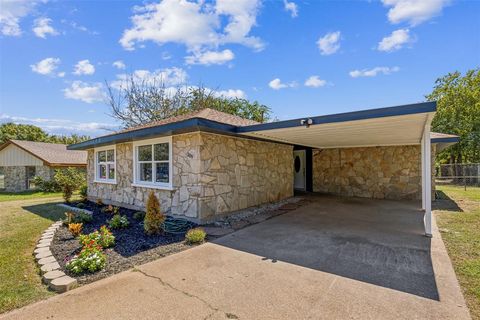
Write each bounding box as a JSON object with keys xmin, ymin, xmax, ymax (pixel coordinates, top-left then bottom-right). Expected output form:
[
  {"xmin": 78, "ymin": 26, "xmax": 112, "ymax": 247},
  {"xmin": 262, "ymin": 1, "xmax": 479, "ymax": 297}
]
[{"xmin": 0, "ymin": 139, "xmax": 87, "ymax": 166}]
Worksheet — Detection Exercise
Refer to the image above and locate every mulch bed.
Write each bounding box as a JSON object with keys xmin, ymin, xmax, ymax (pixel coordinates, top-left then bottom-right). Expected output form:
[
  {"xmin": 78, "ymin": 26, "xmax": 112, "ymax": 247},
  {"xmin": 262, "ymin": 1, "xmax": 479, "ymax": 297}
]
[{"xmin": 50, "ymin": 201, "xmax": 192, "ymax": 285}]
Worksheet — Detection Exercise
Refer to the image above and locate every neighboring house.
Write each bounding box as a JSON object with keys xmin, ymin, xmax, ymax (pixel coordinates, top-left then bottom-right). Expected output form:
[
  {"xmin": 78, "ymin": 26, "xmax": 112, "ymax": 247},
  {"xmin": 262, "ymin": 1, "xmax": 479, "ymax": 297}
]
[
  {"xmin": 69, "ymin": 102, "xmax": 458, "ymax": 236},
  {"xmin": 0, "ymin": 140, "xmax": 87, "ymax": 192}
]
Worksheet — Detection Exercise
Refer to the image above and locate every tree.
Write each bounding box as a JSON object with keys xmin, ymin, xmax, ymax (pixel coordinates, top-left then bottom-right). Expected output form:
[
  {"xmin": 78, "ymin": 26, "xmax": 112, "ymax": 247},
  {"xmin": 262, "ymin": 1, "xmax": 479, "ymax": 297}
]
[
  {"xmin": 106, "ymin": 76, "xmax": 271, "ymax": 129},
  {"xmin": 54, "ymin": 167, "xmax": 86, "ymax": 203},
  {"xmin": 427, "ymin": 69, "xmax": 480, "ymax": 164},
  {"xmin": 144, "ymin": 191, "xmax": 165, "ymax": 235},
  {"xmin": 0, "ymin": 123, "xmax": 49, "ymax": 144}
]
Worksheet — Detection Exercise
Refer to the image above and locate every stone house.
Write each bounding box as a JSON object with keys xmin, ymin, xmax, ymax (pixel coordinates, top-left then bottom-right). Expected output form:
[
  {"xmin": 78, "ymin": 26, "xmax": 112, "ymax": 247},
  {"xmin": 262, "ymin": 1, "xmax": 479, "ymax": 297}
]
[
  {"xmin": 69, "ymin": 103, "xmax": 458, "ymax": 235},
  {"xmin": 0, "ymin": 140, "xmax": 87, "ymax": 192}
]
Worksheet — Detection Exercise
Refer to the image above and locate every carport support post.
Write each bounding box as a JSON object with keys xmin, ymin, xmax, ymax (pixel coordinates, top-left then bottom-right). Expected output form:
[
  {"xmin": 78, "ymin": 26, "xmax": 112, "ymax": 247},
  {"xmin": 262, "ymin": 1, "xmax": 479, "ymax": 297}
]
[{"xmin": 422, "ymin": 127, "xmax": 432, "ymax": 237}]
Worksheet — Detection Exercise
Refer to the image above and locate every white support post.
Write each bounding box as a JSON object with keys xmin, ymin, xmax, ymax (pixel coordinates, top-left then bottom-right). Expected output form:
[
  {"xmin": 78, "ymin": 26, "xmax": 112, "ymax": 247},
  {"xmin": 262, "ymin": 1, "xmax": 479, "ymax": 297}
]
[
  {"xmin": 421, "ymin": 134, "xmax": 425, "ymax": 210},
  {"xmin": 423, "ymin": 126, "xmax": 432, "ymax": 237}
]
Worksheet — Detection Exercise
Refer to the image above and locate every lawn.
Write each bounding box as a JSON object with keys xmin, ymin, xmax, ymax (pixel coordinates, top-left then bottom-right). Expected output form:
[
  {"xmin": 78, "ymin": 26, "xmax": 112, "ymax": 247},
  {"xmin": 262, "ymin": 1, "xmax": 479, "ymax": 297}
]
[
  {"xmin": 436, "ymin": 185, "xmax": 480, "ymax": 320},
  {"xmin": 0, "ymin": 197, "xmax": 65, "ymax": 314},
  {"xmin": 0, "ymin": 190, "xmax": 64, "ymax": 202}
]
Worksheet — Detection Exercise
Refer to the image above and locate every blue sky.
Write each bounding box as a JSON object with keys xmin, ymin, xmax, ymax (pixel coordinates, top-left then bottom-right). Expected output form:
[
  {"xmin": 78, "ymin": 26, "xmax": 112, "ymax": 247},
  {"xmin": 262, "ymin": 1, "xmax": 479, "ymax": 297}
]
[{"xmin": 0, "ymin": 0, "xmax": 479, "ymax": 137}]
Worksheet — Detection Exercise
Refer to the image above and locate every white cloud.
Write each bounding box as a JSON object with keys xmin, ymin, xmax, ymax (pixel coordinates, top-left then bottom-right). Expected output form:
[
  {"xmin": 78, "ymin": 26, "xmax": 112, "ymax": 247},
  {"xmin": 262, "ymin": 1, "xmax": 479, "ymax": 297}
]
[
  {"xmin": 382, "ymin": 0, "xmax": 450, "ymax": 26},
  {"xmin": 119, "ymin": 0, "xmax": 263, "ymax": 63},
  {"xmin": 283, "ymin": 0, "xmax": 298, "ymax": 18},
  {"xmin": 0, "ymin": 114, "xmax": 117, "ymax": 135},
  {"xmin": 112, "ymin": 60, "xmax": 126, "ymax": 70},
  {"xmin": 304, "ymin": 75, "xmax": 326, "ymax": 88},
  {"xmin": 32, "ymin": 17, "xmax": 58, "ymax": 38},
  {"xmin": 0, "ymin": 0, "xmax": 41, "ymax": 36},
  {"xmin": 215, "ymin": 89, "xmax": 246, "ymax": 99},
  {"xmin": 73, "ymin": 59, "xmax": 95, "ymax": 75},
  {"xmin": 112, "ymin": 67, "xmax": 188, "ymax": 89},
  {"xmin": 185, "ymin": 49, "xmax": 234, "ymax": 65},
  {"xmin": 317, "ymin": 31, "xmax": 341, "ymax": 55},
  {"xmin": 268, "ymin": 78, "xmax": 296, "ymax": 90},
  {"xmin": 63, "ymin": 81, "xmax": 104, "ymax": 103},
  {"xmin": 378, "ymin": 28, "xmax": 411, "ymax": 52},
  {"xmin": 349, "ymin": 66, "xmax": 400, "ymax": 78},
  {"xmin": 30, "ymin": 57, "xmax": 61, "ymax": 76}
]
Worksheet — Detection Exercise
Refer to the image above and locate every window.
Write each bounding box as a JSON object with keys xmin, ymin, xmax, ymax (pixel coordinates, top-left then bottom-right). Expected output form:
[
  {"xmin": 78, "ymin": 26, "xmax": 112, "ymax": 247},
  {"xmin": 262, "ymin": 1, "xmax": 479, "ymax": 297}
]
[
  {"xmin": 133, "ymin": 137, "xmax": 172, "ymax": 189},
  {"xmin": 95, "ymin": 146, "xmax": 116, "ymax": 183},
  {"xmin": 26, "ymin": 166, "xmax": 36, "ymax": 190}
]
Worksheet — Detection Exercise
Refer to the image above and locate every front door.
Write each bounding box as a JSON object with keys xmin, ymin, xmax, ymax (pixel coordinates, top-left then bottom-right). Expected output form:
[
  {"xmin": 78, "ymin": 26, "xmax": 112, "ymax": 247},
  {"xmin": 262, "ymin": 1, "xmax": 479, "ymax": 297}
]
[{"xmin": 293, "ymin": 150, "xmax": 306, "ymax": 190}]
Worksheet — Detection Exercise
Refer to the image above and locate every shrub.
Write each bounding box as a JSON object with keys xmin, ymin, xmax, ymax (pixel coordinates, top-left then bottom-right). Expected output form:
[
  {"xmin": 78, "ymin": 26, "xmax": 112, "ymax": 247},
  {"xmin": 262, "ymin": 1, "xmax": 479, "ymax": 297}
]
[
  {"xmin": 76, "ymin": 202, "xmax": 85, "ymax": 209},
  {"xmin": 96, "ymin": 198, "xmax": 104, "ymax": 206},
  {"xmin": 54, "ymin": 167, "xmax": 86, "ymax": 203},
  {"xmin": 108, "ymin": 215, "xmax": 129, "ymax": 229},
  {"xmin": 112, "ymin": 206, "xmax": 120, "ymax": 215},
  {"xmin": 133, "ymin": 211, "xmax": 145, "ymax": 221},
  {"xmin": 68, "ymin": 223, "xmax": 83, "ymax": 237},
  {"xmin": 144, "ymin": 191, "xmax": 165, "ymax": 235},
  {"xmin": 63, "ymin": 211, "xmax": 91, "ymax": 225},
  {"xmin": 32, "ymin": 176, "xmax": 61, "ymax": 192},
  {"xmin": 185, "ymin": 228, "xmax": 206, "ymax": 244},
  {"xmin": 64, "ymin": 212, "xmax": 75, "ymax": 225},
  {"xmin": 79, "ymin": 184, "xmax": 88, "ymax": 202},
  {"xmin": 66, "ymin": 241, "xmax": 106, "ymax": 274},
  {"xmin": 79, "ymin": 226, "xmax": 115, "ymax": 249},
  {"xmin": 101, "ymin": 204, "xmax": 114, "ymax": 214}
]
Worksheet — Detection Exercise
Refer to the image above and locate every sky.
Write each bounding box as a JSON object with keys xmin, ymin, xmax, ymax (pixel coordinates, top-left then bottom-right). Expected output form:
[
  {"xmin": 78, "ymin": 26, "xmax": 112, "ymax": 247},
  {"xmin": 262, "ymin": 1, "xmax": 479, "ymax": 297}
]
[{"xmin": 0, "ymin": 0, "xmax": 479, "ymax": 137}]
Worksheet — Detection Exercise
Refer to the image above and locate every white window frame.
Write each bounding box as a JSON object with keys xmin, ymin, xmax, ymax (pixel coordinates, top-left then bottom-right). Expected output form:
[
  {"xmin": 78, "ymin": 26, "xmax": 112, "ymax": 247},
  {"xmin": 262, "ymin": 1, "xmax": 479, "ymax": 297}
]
[
  {"xmin": 94, "ymin": 145, "xmax": 116, "ymax": 184},
  {"xmin": 132, "ymin": 136, "xmax": 173, "ymax": 190}
]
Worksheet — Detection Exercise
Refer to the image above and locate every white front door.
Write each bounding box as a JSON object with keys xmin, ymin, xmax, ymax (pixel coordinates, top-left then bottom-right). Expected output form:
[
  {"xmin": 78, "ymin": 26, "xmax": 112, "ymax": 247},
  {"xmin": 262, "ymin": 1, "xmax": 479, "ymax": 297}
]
[{"xmin": 293, "ymin": 150, "xmax": 306, "ymax": 190}]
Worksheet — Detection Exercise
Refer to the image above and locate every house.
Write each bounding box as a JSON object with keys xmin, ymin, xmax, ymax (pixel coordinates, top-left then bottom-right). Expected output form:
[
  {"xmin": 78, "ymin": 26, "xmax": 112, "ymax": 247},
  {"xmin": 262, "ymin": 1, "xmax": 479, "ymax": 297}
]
[
  {"xmin": 68, "ymin": 102, "xmax": 458, "ymax": 236},
  {"xmin": 0, "ymin": 140, "xmax": 87, "ymax": 192}
]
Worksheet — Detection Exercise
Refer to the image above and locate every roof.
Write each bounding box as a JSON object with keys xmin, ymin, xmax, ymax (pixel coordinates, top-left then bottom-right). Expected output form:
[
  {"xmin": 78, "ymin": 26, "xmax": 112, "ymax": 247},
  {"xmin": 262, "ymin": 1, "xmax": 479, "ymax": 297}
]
[
  {"xmin": 0, "ymin": 140, "xmax": 87, "ymax": 166},
  {"xmin": 121, "ymin": 108, "xmax": 259, "ymax": 134},
  {"xmin": 69, "ymin": 101, "xmax": 455, "ymax": 151},
  {"xmin": 430, "ymin": 132, "xmax": 460, "ymax": 143}
]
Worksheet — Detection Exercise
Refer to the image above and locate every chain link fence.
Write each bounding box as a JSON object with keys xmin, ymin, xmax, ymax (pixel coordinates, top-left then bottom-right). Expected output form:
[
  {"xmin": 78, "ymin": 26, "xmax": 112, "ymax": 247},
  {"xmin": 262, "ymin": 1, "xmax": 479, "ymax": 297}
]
[{"xmin": 435, "ymin": 163, "xmax": 480, "ymax": 188}]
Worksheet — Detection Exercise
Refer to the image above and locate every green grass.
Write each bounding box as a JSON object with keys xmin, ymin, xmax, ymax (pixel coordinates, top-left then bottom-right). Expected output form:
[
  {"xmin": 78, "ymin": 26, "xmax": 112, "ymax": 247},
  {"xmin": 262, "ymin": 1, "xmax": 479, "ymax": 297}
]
[
  {"xmin": 0, "ymin": 198, "xmax": 66, "ymax": 314},
  {"xmin": 436, "ymin": 185, "xmax": 480, "ymax": 319},
  {"xmin": 0, "ymin": 190, "xmax": 64, "ymax": 202}
]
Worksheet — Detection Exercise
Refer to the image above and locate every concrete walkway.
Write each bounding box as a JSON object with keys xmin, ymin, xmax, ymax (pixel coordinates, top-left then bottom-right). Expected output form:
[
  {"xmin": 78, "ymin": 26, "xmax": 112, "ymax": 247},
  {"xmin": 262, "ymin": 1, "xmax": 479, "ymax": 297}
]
[{"xmin": 1, "ymin": 196, "xmax": 470, "ymax": 320}]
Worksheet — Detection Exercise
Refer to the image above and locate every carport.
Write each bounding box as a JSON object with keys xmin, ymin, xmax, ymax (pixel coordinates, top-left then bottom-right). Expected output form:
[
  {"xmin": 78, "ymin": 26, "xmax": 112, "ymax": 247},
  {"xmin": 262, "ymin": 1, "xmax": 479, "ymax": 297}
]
[{"xmin": 238, "ymin": 102, "xmax": 439, "ymax": 236}]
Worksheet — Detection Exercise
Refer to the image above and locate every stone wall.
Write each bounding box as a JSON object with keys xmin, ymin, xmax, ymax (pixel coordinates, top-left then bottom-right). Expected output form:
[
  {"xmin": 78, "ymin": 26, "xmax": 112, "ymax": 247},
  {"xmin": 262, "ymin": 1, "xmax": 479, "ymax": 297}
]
[
  {"xmin": 87, "ymin": 132, "xmax": 294, "ymax": 222},
  {"xmin": 4, "ymin": 165, "xmax": 54, "ymax": 192},
  {"xmin": 312, "ymin": 146, "xmax": 422, "ymax": 200}
]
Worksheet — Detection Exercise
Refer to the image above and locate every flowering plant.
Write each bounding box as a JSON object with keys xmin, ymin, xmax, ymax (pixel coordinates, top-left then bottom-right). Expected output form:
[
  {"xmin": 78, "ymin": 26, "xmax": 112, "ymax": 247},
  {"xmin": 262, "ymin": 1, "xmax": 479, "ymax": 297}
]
[
  {"xmin": 79, "ymin": 225, "xmax": 115, "ymax": 249},
  {"xmin": 66, "ymin": 240, "xmax": 106, "ymax": 274}
]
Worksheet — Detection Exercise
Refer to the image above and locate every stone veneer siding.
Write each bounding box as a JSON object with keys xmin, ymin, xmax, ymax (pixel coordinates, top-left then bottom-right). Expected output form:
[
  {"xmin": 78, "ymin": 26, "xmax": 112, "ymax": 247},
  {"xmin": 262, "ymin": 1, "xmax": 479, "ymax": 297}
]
[
  {"xmin": 87, "ymin": 132, "xmax": 293, "ymax": 222},
  {"xmin": 312, "ymin": 145, "xmax": 426, "ymax": 200},
  {"xmin": 4, "ymin": 165, "xmax": 55, "ymax": 192}
]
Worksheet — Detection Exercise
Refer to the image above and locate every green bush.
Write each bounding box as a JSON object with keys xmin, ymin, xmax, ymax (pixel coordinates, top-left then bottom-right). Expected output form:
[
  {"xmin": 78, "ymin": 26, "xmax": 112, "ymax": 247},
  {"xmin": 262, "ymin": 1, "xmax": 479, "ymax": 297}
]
[
  {"xmin": 79, "ymin": 226, "xmax": 115, "ymax": 249},
  {"xmin": 32, "ymin": 176, "xmax": 61, "ymax": 192},
  {"xmin": 144, "ymin": 191, "xmax": 165, "ymax": 235},
  {"xmin": 62, "ymin": 211, "xmax": 92, "ymax": 225},
  {"xmin": 76, "ymin": 202, "xmax": 85, "ymax": 209},
  {"xmin": 66, "ymin": 242, "xmax": 106, "ymax": 274},
  {"xmin": 185, "ymin": 228, "xmax": 206, "ymax": 244},
  {"xmin": 108, "ymin": 215, "xmax": 129, "ymax": 229},
  {"xmin": 79, "ymin": 184, "xmax": 88, "ymax": 202},
  {"xmin": 133, "ymin": 211, "xmax": 145, "ymax": 221},
  {"xmin": 54, "ymin": 167, "xmax": 86, "ymax": 203}
]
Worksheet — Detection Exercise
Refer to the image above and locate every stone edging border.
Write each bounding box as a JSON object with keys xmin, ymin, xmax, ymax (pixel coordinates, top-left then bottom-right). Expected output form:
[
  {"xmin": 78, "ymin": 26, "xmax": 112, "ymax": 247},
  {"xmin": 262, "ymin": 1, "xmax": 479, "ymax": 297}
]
[
  {"xmin": 34, "ymin": 221, "xmax": 77, "ymax": 293},
  {"xmin": 56, "ymin": 203, "xmax": 93, "ymax": 215}
]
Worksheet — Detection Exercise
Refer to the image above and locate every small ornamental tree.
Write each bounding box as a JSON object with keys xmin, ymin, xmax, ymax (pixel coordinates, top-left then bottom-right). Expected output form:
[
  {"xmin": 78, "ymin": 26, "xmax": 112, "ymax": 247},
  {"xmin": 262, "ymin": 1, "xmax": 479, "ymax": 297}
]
[
  {"xmin": 144, "ymin": 191, "xmax": 165, "ymax": 235},
  {"xmin": 54, "ymin": 167, "xmax": 86, "ymax": 203}
]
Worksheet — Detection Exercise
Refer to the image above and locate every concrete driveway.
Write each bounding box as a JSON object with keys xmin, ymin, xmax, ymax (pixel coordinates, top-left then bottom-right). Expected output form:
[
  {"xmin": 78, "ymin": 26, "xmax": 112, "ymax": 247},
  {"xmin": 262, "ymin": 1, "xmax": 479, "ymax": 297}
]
[{"xmin": 1, "ymin": 195, "xmax": 470, "ymax": 320}]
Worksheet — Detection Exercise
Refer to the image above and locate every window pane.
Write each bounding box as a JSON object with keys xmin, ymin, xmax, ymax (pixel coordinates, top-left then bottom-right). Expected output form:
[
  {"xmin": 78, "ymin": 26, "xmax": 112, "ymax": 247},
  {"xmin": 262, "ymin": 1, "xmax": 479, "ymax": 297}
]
[
  {"xmin": 98, "ymin": 151, "xmax": 106, "ymax": 162},
  {"xmin": 139, "ymin": 163, "xmax": 152, "ymax": 182},
  {"xmin": 138, "ymin": 145, "xmax": 152, "ymax": 161},
  {"xmin": 155, "ymin": 163, "xmax": 169, "ymax": 183},
  {"xmin": 108, "ymin": 164, "xmax": 115, "ymax": 179},
  {"xmin": 154, "ymin": 143, "xmax": 169, "ymax": 161},
  {"xmin": 99, "ymin": 164, "xmax": 106, "ymax": 179},
  {"xmin": 106, "ymin": 149, "xmax": 114, "ymax": 162}
]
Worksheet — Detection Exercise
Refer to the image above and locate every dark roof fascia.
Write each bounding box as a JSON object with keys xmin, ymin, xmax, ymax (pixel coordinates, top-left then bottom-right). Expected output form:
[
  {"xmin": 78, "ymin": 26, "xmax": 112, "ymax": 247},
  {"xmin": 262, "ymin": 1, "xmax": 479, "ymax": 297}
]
[
  {"xmin": 431, "ymin": 137, "xmax": 460, "ymax": 143},
  {"xmin": 68, "ymin": 118, "xmax": 238, "ymax": 150},
  {"xmin": 237, "ymin": 101, "xmax": 437, "ymax": 133}
]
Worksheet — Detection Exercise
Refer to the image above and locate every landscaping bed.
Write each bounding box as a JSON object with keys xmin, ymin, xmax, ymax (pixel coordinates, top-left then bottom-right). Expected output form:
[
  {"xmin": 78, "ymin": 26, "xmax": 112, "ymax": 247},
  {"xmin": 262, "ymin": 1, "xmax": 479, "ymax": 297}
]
[{"xmin": 50, "ymin": 201, "xmax": 193, "ymax": 285}]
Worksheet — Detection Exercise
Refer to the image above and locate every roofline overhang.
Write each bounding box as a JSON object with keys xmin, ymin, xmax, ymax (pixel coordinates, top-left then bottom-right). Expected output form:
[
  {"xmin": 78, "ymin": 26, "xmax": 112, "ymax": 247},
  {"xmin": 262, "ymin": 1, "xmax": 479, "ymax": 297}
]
[
  {"xmin": 237, "ymin": 101, "xmax": 437, "ymax": 133},
  {"xmin": 431, "ymin": 137, "xmax": 460, "ymax": 143},
  {"xmin": 68, "ymin": 101, "xmax": 438, "ymax": 150}
]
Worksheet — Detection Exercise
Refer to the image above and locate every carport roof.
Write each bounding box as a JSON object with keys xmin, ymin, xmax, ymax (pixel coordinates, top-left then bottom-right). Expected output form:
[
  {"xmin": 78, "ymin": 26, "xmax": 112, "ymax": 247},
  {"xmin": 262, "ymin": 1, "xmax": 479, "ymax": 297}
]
[{"xmin": 69, "ymin": 101, "xmax": 453, "ymax": 150}]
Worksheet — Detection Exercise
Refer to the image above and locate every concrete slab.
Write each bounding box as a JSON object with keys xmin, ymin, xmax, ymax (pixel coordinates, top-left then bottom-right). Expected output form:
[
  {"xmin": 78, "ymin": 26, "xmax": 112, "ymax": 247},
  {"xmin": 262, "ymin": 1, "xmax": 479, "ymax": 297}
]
[
  {"xmin": 1, "ymin": 195, "xmax": 470, "ymax": 320},
  {"xmin": 35, "ymin": 250, "xmax": 52, "ymax": 260},
  {"xmin": 37, "ymin": 256, "xmax": 57, "ymax": 265},
  {"xmin": 40, "ymin": 262, "xmax": 60, "ymax": 274},
  {"xmin": 34, "ymin": 247, "xmax": 50, "ymax": 254}
]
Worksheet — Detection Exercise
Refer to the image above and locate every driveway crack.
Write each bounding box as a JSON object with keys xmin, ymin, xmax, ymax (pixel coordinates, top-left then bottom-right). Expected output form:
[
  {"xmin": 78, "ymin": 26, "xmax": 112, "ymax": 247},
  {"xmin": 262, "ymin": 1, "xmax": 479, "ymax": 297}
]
[{"xmin": 134, "ymin": 268, "xmax": 237, "ymax": 319}]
